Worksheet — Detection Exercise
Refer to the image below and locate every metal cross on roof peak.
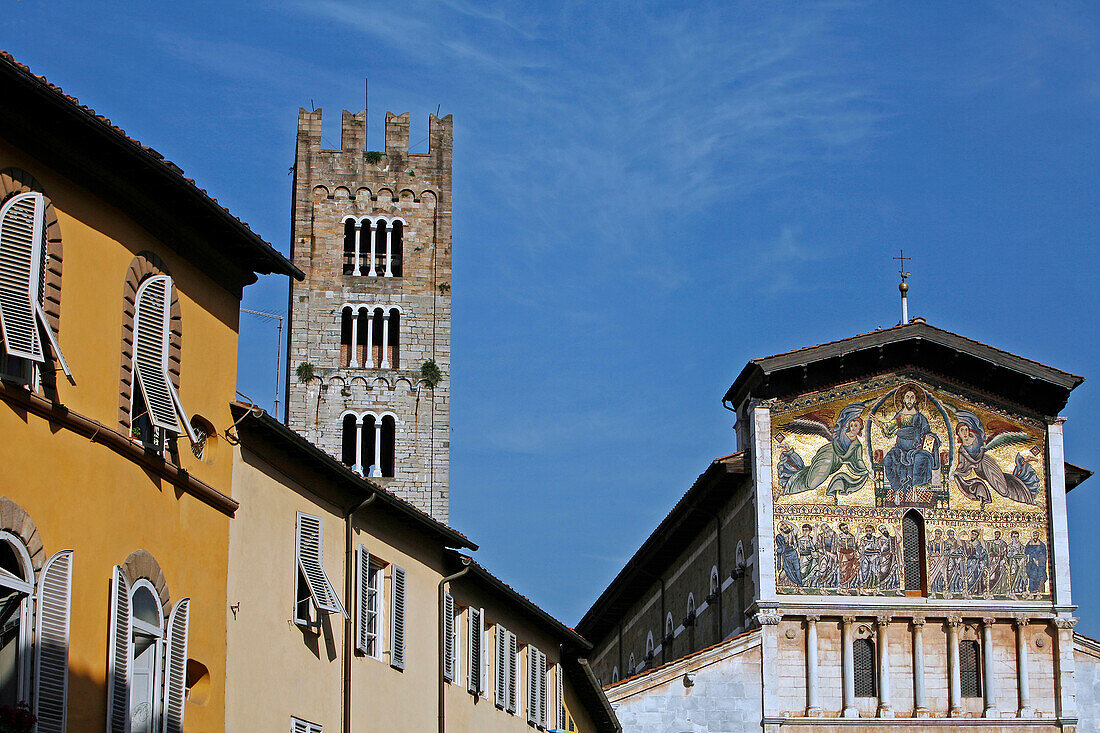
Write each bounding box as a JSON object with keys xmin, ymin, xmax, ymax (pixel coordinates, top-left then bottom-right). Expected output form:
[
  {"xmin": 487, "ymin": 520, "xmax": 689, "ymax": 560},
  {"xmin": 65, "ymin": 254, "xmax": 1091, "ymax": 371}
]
[{"xmin": 894, "ymin": 249, "xmax": 912, "ymax": 323}]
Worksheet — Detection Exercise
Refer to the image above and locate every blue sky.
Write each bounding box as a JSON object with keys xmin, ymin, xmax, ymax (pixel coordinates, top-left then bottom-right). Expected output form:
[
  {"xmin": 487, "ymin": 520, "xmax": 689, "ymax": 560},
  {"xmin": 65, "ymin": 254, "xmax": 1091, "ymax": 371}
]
[{"xmin": 6, "ymin": 1, "xmax": 1100, "ymax": 632}]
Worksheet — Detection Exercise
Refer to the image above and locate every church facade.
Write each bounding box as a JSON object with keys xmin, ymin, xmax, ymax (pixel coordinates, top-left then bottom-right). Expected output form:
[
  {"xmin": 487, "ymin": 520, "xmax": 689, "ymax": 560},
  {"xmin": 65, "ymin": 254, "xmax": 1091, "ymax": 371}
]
[{"xmin": 579, "ymin": 319, "xmax": 1099, "ymax": 732}]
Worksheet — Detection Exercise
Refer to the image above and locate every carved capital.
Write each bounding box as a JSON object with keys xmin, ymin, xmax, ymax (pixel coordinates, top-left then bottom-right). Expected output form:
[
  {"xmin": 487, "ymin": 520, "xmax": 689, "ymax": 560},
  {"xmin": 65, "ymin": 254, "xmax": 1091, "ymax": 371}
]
[
  {"xmin": 805, "ymin": 614, "xmax": 820, "ymax": 624},
  {"xmin": 842, "ymin": 615, "xmax": 857, "ymax": 625},
  {"xmin": 876, "ymin": 614, "xmax": 893, "ymax": 627},
  {"xmin": 756, "ymin": 610, "xmax": 783, "ymax": 626},
  {"xmin": 911, "ymin": 616, "xmax": 927, "ymax": 628},
  {"xmin": 1051, "ymin": 617, "xmax": 1078, "ymax": 630},
  {"xmin": 946, "ymin": 615, "xmax": 963, "ymax": 627},
  {"xmin": 1013, "ymin": 614, "xmax": 1030, "ymax": 628},
  {"xmin": 981, "ymin": 617, "xmax": 997, "ymax": 627}
]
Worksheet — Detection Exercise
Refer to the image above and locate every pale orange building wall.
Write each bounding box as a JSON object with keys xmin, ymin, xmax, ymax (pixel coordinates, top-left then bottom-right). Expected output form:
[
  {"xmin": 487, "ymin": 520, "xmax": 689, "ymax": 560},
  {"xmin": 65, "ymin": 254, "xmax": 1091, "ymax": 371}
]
[{"xmin": 0, "ymin": 137, "xmax": 242, "ymax": 731}]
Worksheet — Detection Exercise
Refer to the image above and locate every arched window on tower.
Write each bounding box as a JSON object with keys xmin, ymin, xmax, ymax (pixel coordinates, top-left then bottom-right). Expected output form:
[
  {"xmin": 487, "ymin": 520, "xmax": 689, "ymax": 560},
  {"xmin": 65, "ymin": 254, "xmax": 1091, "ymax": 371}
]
[
  {"xmin": 340, "ymin": 308, "xmax": 354, "ymax": 367},
  {"xmin": 381, "ymin": 415, "xmax": 397, "ymax": 478},
  {"xmin": 362, "ymin": 413, "xmax": 378, "ymax": 477},
  {"xmin": 387, "ymin": 308, "xmax": 400, "ymax": 369},
  {"xmin": 341, "ymin": 413, "xmax": 358, "ymax": 471},
  {"xmin": 903, "ymin": 510, "xmax": 926, "ymax": 596},
  {"xmin": 342, "ymin": 219, "xmax": 357, "ymax": 275},
  {"xmin": 0, "ymin": 533, "xmax": 33, "ymax": 707},
  {"xmin": 390, "ymin": 219, "xmax": 403, "ymax": 277},
  {"xmin": 960, "ymin": 640, "xmax": 982, "ymax": 697},
  {"xmin": 370, "ymin": 307, "xmax": 384, "ymax": 369},
  {"xmin": 854, "ymin": 637, "xmax": 876, "ymax": 697}
]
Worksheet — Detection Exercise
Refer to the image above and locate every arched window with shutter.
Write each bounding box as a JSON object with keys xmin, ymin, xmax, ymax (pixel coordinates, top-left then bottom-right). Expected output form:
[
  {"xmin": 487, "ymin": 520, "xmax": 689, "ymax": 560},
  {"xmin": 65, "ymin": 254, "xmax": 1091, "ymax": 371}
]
[
  {"xmin": 903, "ymin": 510, "xmax": 926, "ymax": 596},
  {"xmin": 0, "ymin": 190, "xmax": 71, "ymax": 384},
  {"xmin": 854, "ymin": 637, "xmax": 877, "ymax": 697},
  {"xmin": 33, "ymin": 548, "xmax": 73, "ymax": 733},
  {"xmin": 960, "ymin": 639, "xmax": 982, "ymax": 697}
]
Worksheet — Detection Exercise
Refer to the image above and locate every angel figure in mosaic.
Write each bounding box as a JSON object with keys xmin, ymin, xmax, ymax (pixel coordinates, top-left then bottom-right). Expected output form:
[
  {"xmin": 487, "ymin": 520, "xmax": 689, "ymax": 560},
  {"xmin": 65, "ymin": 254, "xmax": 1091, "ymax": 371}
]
[
  {"xmin": 776, "ymin": 402, "xmax": 870, "ymax": 501},
  {"xmin": 950, "ymin": 408, "xmax": 1040, "ymax": 508}
]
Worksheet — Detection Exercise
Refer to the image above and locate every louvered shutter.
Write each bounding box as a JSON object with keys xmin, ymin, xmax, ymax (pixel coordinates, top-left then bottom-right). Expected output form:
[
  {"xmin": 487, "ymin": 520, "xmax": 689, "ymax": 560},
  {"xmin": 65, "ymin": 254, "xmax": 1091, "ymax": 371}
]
[
  {"xmin": 556, "ymin": 663, "xmax": 564, "ymax": 730},
  {"xmin": 495, "ymin": 625, "xmax": 507, "ymax": 708},
  {"xmin": 527, "ymin": 646, "xmax": 538, "ymax": 723},
  {"xmin": 538, "ymin": 650, "xmax": 548, "ymax": 727},
  {"xmin": 389, "ymin": 566, "xmax": 406, "ymax": 670},
  {"xmin": 106, "ymin": 566, "xmax": 132, "ymax": 733},
  {"xmin": 33, "ymin": 550, "xmax": 72, "ymax": 733},
  {"xmin": 161, "ymin": 598, "xmax": 189, "ymax": 733},
  {"xmin": 478, "ymin": 609, "xmax": 487, "ymax": 696},
  {"xmin": 133, "ymin": 276, "xmax": 197, "ymax": 442},
  {"xmin": 467, "ymin": 609, "xmax": 480, "ymax": 694},
  {"xmin": 295, "ymin": 513, "xmax": 346, "ymax": 616},
  {"xmin": 291, "ymin": 720, "xmax": 308, "ymax": 733},
  {"xmin": 355, "ymin": 546, "xmax": 370, "ymax": 654},
  {"xmin": 507, "ymin": 631, "xmax": 518, "ymax": 714},
  {"xmin": 0, "ymin": 192, "xmax": 44, "ymax": 361},
  {"xmin": 442, "ymin": 593, "xmax": 455, "ymax": 681}
]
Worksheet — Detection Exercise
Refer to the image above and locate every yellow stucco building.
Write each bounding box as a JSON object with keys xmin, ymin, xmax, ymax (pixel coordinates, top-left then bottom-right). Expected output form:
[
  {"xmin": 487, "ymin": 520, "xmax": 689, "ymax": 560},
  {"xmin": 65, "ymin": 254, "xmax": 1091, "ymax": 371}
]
[{"xmin": 0, "ymin": 52, "xmax": 299, "ymax": 732}]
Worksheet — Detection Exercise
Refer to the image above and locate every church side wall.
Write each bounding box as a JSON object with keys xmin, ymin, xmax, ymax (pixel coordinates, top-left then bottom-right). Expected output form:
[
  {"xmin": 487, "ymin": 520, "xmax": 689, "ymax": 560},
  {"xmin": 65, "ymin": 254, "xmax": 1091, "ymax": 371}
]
[{"xmin": 1075, "ymin": 636, "xmax": 1100, "ymax": 733}]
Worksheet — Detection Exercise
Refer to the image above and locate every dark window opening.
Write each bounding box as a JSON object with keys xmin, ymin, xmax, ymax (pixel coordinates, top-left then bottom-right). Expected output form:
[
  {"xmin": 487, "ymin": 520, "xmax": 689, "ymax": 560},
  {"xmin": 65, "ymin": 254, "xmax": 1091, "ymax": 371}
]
[
  {"xmin": 341, "ymin": 414, "xmax": 357, "ymax": 468},
  {"xmin": 371, "ymin": 308, "xmax": 383, "ymax": 369},
  {"xmin": 903, "ymin": 510, "xmax": 925, "ymax": 595},
  {"xmin": 340, "ymin": 309, "xmax": 353, "ymax": 367},
  {"xmin": 342, "ymin": 219, "xmax": 357, "ymax": 275},
  {"xmin": 390, "ymin": 220, "xmax": 403, "ymax": 277},
  {"xmin": 373, "ymin": 224, "xmax": 387, "ymax": 276},
  {"xmin": 381, "ymin": 415, "xmax": 396, "ymax": 478},
  {"xmin": 388, "ymin": 310, "xmax": 400, "ymax": 369},
  {"xmin": 854, "ymin": 637, "xmax": 877, "ymax": 697},
  {"xmin": 362, "ymin": 414, "xmax": 377, "ymax": 477},
  {"xmin": 960, "ymin": 640, "xmax": 982, "ymax": 697},
  {"xmin": 130, "ymin": 383, "xmax": 159, "ymax": 450}
]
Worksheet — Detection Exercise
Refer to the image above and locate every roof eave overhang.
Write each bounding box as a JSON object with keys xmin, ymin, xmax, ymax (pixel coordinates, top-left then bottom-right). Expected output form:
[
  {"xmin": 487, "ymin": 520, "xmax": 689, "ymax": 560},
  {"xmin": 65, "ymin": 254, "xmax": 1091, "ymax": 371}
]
[
  {"xmin": 0, "ymin": 57, "xmax": 303, "ymax": 294},
  {"xmin": 724, "ymin": 321, "xmax": 1082, "ymax": 419}
]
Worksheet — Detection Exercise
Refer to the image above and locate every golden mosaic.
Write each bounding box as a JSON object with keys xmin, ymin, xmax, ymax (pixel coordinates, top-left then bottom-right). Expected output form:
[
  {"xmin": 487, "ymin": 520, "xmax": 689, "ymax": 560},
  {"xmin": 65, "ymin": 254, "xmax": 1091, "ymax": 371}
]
[{"xmin": 771, "ymin": 374, "xmax": 1050, "ymax": 600}]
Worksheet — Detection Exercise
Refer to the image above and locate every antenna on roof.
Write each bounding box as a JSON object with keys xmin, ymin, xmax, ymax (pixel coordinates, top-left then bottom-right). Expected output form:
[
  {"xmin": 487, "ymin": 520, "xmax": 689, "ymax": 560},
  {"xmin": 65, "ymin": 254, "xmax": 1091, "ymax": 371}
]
[{"xmin": 894, "ymin": 249, "xmax": 911, "ymax": 324}]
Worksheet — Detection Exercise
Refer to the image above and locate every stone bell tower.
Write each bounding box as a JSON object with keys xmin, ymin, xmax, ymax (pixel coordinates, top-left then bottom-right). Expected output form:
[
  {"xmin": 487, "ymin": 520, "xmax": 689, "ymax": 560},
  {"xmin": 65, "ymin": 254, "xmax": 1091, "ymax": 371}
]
[{"xmin": 285, "ymin": 107, "xmax": 452, "ymax": 522}]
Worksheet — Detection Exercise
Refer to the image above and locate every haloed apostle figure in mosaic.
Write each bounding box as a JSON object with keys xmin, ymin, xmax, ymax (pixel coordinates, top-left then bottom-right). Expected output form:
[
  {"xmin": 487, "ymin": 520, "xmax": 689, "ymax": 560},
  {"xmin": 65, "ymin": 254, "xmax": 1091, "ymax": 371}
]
[
  {"xmin": 775, "ymin": 521, "xmax": 803, "ymax": 587},
  {"xmin": 815, "ymin": 523, "xmax": 840, "ymax": 588},
  {"xmin": 950, "ymin": 408, "xmax": 1041, "ymax": 509},
  {"xmin": 777, "ymin": 403, "xmax": 870, "ymax": 502},
  {"xmin": 873, "ymin": 385, "xmax": 940, "ymax": 504},
  {"xmin": 837, "ymin": 523, "xmax": 860, "ymax": 590},
  {"xmin": 927, "ymin": 528, "xmax": 948, "ymax": 594}
]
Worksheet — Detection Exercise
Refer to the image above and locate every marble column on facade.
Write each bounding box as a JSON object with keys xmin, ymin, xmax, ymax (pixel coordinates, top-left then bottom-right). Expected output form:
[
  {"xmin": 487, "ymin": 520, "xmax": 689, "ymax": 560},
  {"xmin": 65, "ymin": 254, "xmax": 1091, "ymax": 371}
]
[
  {"xmin": 366, "ymin": 220, "xmax": 378, "ymax": 277},
  {"xmin": 383, "ymin": 221, "xmax": 394, "ymax": 277},
  {"xmin": 352, "ymin": 415, "xmax": 363, "ymax": 475},
  {"xmin": 370, "ymin": 418, "xmax": 382, "ymax": 477},
  {"xmin": 842, "ymin": 615, "xmax": 858, "ymax": 718},
  {"xmin": 380, "ymin": 311, "xmax": 391, "ymax": 369},
  {"xmin": 364, "ymin": 309, "xmax": 375, "ymax": 368},
  {"xmin": 352, "ymin": 220, "xmax": 363, "ymax": 276},
  {"xmin": 981, "ymin": 618, "xmax": 998, "ymax": 718},
  {"xmin": 877, "ymin": 616, "xmax": 893, "ymax": 718},
  {"xmin": 806, "ymin": 615, "xmax": 821, "ymax": 717},
  {"xmin": 947, "ymin": 616, "xmax": 962, "ymax": 717},
  {"xmin": 1015, "ymin": 616, "xmax": 1033, "ymax": 717},
  {"xmin": 912, "ymin": 617, "xmax": 929, "ymax": 717},
  {"xmin": 1052, "ymin": 616, "xmax": 1078, "ymax": 720},
  {"xmin": 757, "ymin": 610, "xmax": 783, "ymax": 720},
  {"xmin": 348, "ymin": 307, "xmax": 360, "ymax": 368}
]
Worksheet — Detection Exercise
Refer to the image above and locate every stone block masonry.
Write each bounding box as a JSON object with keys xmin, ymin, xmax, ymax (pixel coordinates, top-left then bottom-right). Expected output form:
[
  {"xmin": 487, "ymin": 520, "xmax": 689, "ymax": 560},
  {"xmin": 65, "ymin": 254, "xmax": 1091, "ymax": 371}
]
[{"xmin": 286, "ymin": 107, "xmax": 452, "ymax": 522}]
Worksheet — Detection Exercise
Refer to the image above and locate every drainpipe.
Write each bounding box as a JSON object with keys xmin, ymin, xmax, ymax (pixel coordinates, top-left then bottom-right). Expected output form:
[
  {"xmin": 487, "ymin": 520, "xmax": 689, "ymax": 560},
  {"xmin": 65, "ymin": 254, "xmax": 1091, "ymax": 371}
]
[
  {"xmin": 343, "ymin": 493, "xmax": 377, "ymax": 733},
  {"xmin": 439, "ymin": 557, "xmax": 472, "ymax": 733}
]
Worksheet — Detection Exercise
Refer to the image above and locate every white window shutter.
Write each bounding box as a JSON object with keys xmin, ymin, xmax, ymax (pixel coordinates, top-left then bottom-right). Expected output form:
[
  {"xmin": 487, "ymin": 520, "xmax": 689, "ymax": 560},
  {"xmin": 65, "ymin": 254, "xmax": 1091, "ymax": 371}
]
[
  {"xmin": 527, "ymin": 646, "xmax": 538, "ymax": 724},
  {"xmin": 0, "ymin": 191, "xmax": 45, "ymax": 362},
  {"xmin": 355, "ymin": 546, "xmax": 370, "ymax": 654},
  {"xmin": 442, "ymin": 593, "xmax": 455, "ymax": 681},
  {"xmin": 478, "ymin": 608, "xmax": 487, "ymax": 696},
  {"xmin": 467, "ymin": 609, "xmax": 480, "ymax": 694},
  {"xmin": 389, "ymin": 565, "xmax": 406, "ymax": 670},
  {"xmin": 507, "ymin": 631, "xmax": 518, "ymax": 714},
  {"xmin": 106, "ymin": 566, "xmax": 132, "ymax": 733},
  {"xmin": 33, "ymin": 549, "xmax": 72, "ymax": 733},
  {"xmin": 295, "ymin": 513, "xmax": 346, "ymax": 616},
  {"xmin": 536, "ymin": 651, "xmax": 545, "ymax": 726},
  {"xmin": 161, "ymin": 598, "xmax": 190, "ymax": 733},
  {"xmin": 556, "ymin": 663, "xmax": 564, "ymax": 730},
  {"xmin": 495, "ymin": 625, "xmax": 507, "ymax": 708},
  {"xmin": 134, "ymin": 275, "xmax": 189, "ymax": 438}
]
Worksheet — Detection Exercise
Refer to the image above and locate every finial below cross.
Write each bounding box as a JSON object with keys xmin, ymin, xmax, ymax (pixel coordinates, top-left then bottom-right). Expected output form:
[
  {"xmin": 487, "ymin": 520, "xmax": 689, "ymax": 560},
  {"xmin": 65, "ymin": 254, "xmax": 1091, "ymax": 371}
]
[{"xmin": 894, "ymin": 249, "xmax": 911, "ymax": 324}]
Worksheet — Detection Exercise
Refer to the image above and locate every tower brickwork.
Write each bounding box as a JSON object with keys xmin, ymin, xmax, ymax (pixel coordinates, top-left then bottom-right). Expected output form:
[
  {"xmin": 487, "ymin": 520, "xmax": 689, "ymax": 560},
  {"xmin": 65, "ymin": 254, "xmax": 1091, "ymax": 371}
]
[{"xmin": 286, "ymin": 108, "xmax": 452, "ymax": 521}]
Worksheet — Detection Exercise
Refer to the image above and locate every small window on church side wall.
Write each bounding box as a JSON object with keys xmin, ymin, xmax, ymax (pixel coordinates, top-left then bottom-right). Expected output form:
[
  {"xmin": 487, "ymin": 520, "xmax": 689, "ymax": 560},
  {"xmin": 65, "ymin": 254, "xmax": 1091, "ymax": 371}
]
[
  {"xmin": 960, "ymin": 640, "xmax": 982, "ymax": 697},
  {"xmin": 853, "ymin": 638, "xmax": 876, "ymax": 697},
  {"xmin": 902, "ymin": 510, "xmax": 925, "ymax": 595}
]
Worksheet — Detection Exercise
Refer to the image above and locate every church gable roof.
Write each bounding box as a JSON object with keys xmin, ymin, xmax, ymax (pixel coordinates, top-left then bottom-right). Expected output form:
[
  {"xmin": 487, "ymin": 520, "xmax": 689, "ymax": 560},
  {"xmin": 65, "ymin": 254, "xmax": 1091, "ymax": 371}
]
[{"xmin": 724, "ymin": 318, "xmax": 1083, "ymax": 419}]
